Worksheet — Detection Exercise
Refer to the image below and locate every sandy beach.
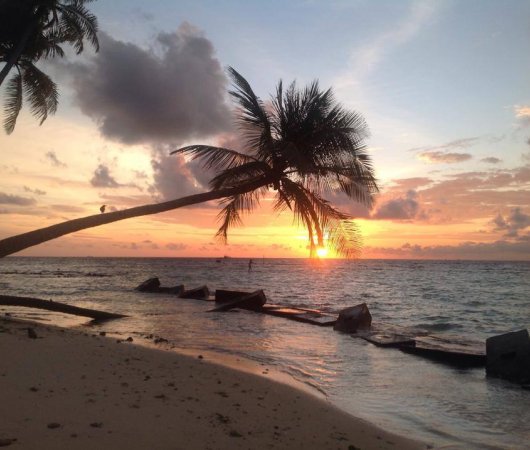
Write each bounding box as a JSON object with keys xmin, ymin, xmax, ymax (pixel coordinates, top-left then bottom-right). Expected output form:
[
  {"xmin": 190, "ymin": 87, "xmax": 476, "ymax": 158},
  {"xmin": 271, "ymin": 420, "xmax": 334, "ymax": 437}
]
[{"xmin": 0, "ymin": 317, "xmax": 429, "ymax": 450}]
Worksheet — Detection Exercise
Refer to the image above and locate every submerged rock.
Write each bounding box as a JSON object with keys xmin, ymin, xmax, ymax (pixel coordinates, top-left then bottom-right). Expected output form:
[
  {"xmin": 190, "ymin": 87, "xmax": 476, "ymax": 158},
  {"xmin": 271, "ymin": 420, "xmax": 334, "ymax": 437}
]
[
  {"xmin": 179, "ymin": 285, "xmax": 210, "ymax": 300},
  {"xmin": 158, "ymin": 285, "xmax": 184, "ymax": 295},
  {"xmin": 135, "ymin": 277, "xmax": 161, "ymax": 292},
  {"xmin": 486, "ymin": 329, "xmax": 530, "ymax": 384},
  {"xmin": 333, "ymin": 303, "xmax": 372, "ymax": 333}
]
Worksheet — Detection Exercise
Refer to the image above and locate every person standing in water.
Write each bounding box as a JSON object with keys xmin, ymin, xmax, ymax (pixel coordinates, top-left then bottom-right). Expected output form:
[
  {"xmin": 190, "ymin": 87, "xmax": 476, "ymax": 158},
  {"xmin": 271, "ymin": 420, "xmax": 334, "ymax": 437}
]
[{"xmin": 248, "ymin": 259, "xmax": 253, "ymax": 272}]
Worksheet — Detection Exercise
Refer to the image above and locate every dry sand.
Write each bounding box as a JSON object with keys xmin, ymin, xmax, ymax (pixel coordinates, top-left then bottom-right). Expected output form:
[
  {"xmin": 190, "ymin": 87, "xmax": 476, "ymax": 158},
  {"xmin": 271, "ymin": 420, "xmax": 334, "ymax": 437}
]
[{"xmin": 0, "ymin": 318, "xmax": 430, "ymax": 449}]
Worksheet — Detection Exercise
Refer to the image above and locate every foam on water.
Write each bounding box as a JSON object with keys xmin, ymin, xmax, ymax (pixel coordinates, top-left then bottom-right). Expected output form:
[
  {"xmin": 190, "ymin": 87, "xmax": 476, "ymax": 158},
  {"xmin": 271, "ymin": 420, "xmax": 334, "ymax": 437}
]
[{"xmin": 1, "ymin": 257, "xmax": 529, "ymax": 449}]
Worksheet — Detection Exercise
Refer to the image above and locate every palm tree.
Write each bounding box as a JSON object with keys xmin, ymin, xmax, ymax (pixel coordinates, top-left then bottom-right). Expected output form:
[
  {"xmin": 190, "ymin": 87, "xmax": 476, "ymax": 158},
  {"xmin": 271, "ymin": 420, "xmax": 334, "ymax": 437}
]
[
  {"xmin": 0, "ymin": 0, "xmax": 99, "ymax": 133},
  {"xmin": 0, "ymin": 68, "xmax": 378, "ymax": 258}
]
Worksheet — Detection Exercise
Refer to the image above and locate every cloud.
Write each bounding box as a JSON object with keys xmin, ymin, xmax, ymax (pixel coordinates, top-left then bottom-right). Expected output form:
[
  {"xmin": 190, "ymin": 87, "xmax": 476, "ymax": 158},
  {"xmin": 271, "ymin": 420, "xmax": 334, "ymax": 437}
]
[
  {"xmin": 50, "ymin": 204, "xmax": 86, "ymax": 213},
  {"xmin": 149, "ymin": 151, "xmax": 203, "ymax": 201},
  {"xmin": 337, "ymin": 1, "xmax": 439, "ymax": 88},
  {"xmin": 90, "ymin": 164, "xmax": 121, "ymax": 188},
  {"xmin": 514, "ymin": 105, "xmax": 530, "ymax": 128},
  {"xmin": 480, "ymin": 157, "xmax": 502, "ymax": 164},
  {"xmin": 492, "ymin": 208, "xmax": 530, "ymax": 238},
  {"xmin": 365, "ymin": 239, "xmax": 530, "ymax": 260},
  {"xmin": 382, "ymin": 165, "xmax": 529, "ymax": 224},
  {"xmin": 372, "ymin": 190, "xmax": 426, "ymax": 220},
  {"xmin": 45, "ymin": 151, "xmax": 67, "ymax": 168},
  {"xmin": 23, "ymin": 186, "xmax": 46, "ymax": 195},
  {"xmin": 0, "ymin": 192, "xmax": 36, "ymax": 206},
  {"xmin": 166, "ymin": 242, "xmax": 187, "ymax": 251},
  {"xmin": 411, "ymin": 136, "xmax": 479, "ymax": 163},
  {"xmin": 515, "ymin": 105, "xmax": 530, "ymax": 119},
  {"xmin": 148, "ymin": 140, "xmax": 228, "ymax": 205},
  {"xmin": 67, "ymin": 23, "xmax": 231, "ymax": 144},
  {"xmin": 417, "ymin": 151, "xmax": 472, "ymax": 163},
  {"xmin": 390, "ymin": 177, "xmax": 433, "ymax": 190}
]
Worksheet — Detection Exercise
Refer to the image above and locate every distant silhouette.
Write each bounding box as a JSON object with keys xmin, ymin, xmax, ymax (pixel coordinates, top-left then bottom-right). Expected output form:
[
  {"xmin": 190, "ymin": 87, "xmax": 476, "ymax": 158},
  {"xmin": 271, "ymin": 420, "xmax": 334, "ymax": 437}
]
[
  {"xmin": 100, "ymin": 205, "xmax": 106, "ymax": 213},
  {"xmin": 248, "ymin": 259, "xmax": 253, "ymax": 272}
]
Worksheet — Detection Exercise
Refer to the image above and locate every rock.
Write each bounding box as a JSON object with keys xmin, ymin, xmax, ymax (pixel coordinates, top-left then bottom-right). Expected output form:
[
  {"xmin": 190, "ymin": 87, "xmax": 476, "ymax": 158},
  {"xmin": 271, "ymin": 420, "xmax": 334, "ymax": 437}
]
[
  {"xmin": 210, "ymin": 290, "xmax": 267, "ymax": 313},
  {"xmin": 27, "ymin": 327, "xmax": 37, "ymax": 339},
  {"xmin": 125, "ymin": 337, "xmax": 133, "ymax": 342},
  {"xmin": 89, "ymin": 422, "xmax": 103, "ymax": 428},
  {"xmin": 135, "ymin": 277, "xmax": 160, "ymax": 292},
  {"xmin": 486, "ymin": 329, "xmax": 530, "ymax": 384},
  {"xmin": 158, "ymin": 285, "xmax": 184, "ymax": 295},
  {"xmin": 47, "ymin": 423, "xmax": 61, "ymax": 429},
  {"xmin": 215, "ymin": 289, "xmax": 250, "ymax": 303},
  {"xmin": 99, "ymin": 331, "xmax": 106, "ymax": 336},
  {"xmin": 0, "ymin": 438, "xmax": 16, "ymax": 447},
  {"xmin": 179, "ymin": 285, "xmax": 210, "ymax": 300},
  {"xmin": 333, "ymin": 303, "xmax": 372, "ymax": 333}
]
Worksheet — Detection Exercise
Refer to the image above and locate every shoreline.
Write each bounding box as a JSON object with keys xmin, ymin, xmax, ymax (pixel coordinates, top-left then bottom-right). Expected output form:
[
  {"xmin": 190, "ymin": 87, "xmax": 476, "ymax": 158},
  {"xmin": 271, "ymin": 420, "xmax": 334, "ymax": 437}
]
[{"xmin": 0, "ymin": 317, "xmax": 430, "ymax": 449}]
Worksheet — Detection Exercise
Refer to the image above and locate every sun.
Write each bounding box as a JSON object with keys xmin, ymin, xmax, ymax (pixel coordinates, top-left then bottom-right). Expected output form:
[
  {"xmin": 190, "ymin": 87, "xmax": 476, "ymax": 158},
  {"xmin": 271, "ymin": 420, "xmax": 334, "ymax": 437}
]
[{"xmin": 316, "ymin": 247, "xmax": 328, "ymax": 258}]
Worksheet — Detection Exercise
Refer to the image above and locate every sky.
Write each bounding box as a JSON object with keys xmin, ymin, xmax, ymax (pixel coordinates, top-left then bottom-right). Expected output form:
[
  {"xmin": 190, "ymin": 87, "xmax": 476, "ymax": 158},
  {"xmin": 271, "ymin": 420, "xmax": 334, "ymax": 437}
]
[{"xmin": 1, "ymin": 0, "xmax": 529, "ymax": 260}]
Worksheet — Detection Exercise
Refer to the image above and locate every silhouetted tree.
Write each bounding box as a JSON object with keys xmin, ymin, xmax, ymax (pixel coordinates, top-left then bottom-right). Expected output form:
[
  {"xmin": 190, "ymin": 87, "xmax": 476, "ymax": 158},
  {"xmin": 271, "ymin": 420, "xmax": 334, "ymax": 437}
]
[
  {"xmin": 0, "ymin": 0, "xmax": 99, "ymax": 133},
  {"xmin": 0, "ymin": 68, "xmax": 378, "ymax": 258}
]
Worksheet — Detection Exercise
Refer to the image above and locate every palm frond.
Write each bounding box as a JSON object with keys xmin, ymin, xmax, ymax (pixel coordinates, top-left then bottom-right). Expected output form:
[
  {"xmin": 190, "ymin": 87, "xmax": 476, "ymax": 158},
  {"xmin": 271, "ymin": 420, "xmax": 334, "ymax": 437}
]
[
  {"xmin": 209, "ymin": 161, "xmax": 271, "ymax": 190},
  {"xmin": 170, "ymin": 145, "xmax": 258, "ymax": 172},
  {"xmin": 278, "ymin": 177, "xmax": 362, "ymax": 257},
  {"xmin": 56, "ymin": 2, "xmax": 99, "ymax": 53},
  {"xmin": 21, "ymin": 61, "xmax": 58, "ymax": 124},
  {"xmin": 327, "ymin": 220, "xmax": 363, "ymax": 258},
  {"xmin": 215, "ymin": 188, "xmax": 267, "ymax": 243},
  {"xmin": 227, "ymin": 67, "xmax": 273, "ymax": 159},
  {"xmin": 3, "ymin": 71, "xmax": 22, "ymax": 134},
  {"xmin": 215, "ymin": 200, "xmax": 243, "ymax": 244}
]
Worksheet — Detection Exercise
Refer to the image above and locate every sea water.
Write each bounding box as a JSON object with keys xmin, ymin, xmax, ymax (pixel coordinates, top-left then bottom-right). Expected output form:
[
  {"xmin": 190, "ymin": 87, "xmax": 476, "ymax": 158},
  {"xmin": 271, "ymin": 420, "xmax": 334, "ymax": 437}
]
[{"xmin": 1, "ymin": 257, "xmax": 529, "ymax": 449}]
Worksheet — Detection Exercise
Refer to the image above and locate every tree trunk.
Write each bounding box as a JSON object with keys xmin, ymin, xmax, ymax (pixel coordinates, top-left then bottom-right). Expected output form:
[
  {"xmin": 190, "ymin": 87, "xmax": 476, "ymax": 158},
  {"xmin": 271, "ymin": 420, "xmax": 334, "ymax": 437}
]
[
  {"xmin": 0, "ymin": 17, "xmax": 35, "ymax": 86},
  {"xmin": 0, "ymin": 295, "xmax": 126, "ymax": 321},
  {"xmin": 0, "ymin": 178, "xmax": 271, "ymax": 258}
]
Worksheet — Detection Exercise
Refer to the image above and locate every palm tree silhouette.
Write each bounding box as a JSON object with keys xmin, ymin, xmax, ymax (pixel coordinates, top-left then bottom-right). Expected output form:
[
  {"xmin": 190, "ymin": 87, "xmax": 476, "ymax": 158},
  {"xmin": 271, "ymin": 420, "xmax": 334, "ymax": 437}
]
[
  {"xmin": 0, "ymin": 0, "xmax": 99, "ymax": 133},
  {"xmin": 0, "ymin": 68, "xmax": 378, "ymax": 258}
]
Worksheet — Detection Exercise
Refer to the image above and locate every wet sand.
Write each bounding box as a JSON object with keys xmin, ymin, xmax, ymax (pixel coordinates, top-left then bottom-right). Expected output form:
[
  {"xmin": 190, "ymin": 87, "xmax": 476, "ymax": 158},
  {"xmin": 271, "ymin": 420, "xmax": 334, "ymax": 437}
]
[{"xmin": 0, "ymin": 318, "xmax": 429, "ymax": 449}]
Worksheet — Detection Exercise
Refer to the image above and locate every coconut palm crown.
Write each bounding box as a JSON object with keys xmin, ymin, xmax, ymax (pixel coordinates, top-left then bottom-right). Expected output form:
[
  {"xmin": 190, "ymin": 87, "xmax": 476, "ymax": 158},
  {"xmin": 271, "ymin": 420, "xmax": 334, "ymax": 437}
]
[
  {"xmin": 0, "ymin": 0, "xmax": 99, "ymax": 133},
  {"xmin": 172, "ymin": 67, "xmax": 378, "ymax": 257}
]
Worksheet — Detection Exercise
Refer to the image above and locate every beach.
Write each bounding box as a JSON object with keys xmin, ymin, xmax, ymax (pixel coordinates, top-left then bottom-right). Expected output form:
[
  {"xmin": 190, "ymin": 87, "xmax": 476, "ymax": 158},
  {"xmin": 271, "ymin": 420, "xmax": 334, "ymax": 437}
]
[{"xmin": 0, "ymin": 317, "xmax": 427, "ymax": 450}]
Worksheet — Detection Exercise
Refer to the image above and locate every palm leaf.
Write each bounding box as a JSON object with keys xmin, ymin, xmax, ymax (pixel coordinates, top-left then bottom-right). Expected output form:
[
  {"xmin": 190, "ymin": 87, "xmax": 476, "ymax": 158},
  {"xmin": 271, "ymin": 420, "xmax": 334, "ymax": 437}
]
[
  {"xmin": 170, "ymin": 145, "xmax": 258, "ymax": 172},
  {"xmin": 227, "ymin": 67, "xmax": 274, "ymax": 160},
  {"xmin": 21, "ymin": 61, "xmax": 58, "ymax": 124},
  {"xmin": 3, "ymin": 71, "xmax": 22, "ymax": 134},
  {"xmin": 215, "ymin": 188, "xmax": 267, "ymax": 243},
  {"xmin": 209, "ymin": 161, "xmax": 271, "ymax": 190},
  {"xmin": 327, "ymin": 220, "xmax": 362, "ymax": 258},
  {"xmin": 278, "ymin": 177, "xmax": 362, "ymax": 257}
]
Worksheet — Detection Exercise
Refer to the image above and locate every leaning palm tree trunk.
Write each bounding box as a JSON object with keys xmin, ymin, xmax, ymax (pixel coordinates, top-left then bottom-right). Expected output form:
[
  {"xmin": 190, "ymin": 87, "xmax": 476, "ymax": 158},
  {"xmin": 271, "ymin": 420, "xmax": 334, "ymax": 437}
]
[
  {"xmin": 0, "ymin": 294, "xmax": 125, "ymax": 321},
  {"xmin": 0, "ymin": 177, "xmax": 271, "ymax": 258}
]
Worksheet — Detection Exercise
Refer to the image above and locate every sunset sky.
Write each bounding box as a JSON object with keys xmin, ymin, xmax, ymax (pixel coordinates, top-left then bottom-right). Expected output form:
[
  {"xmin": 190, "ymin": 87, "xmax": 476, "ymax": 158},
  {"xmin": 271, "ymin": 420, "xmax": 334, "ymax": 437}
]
[{"xmin": 1, "ymin": 0, "xmax": 529, "ymax": 259}]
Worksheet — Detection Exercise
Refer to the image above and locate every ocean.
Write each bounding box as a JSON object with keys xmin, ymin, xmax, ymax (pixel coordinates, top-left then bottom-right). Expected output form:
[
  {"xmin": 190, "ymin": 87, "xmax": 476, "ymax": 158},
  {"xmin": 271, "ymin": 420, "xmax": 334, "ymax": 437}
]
[{"xmin": 1, "ymin": 257, "xmax": 529, "ymax": 449}]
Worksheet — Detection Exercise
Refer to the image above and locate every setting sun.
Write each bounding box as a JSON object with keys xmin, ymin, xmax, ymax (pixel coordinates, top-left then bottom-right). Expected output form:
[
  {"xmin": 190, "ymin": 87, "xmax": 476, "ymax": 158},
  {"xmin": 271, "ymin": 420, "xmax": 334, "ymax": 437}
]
[{"xmin": 316, "ymin": 247, "xmax": 328, "ymax": 258}]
